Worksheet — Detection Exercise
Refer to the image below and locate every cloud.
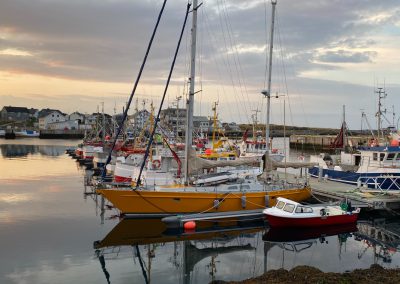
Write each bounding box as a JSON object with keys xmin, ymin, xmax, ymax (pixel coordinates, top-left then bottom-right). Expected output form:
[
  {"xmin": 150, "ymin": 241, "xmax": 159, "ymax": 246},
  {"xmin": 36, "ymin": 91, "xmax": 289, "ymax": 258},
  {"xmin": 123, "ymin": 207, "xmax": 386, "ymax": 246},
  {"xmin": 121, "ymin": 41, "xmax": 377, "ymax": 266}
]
[
  {"xmin": 1, "ymin": 0, "xmax": 400, "ymax": 127},
  {"xmin": 315, "ymin": 50, "xmax": 377, "ymax": 63}
]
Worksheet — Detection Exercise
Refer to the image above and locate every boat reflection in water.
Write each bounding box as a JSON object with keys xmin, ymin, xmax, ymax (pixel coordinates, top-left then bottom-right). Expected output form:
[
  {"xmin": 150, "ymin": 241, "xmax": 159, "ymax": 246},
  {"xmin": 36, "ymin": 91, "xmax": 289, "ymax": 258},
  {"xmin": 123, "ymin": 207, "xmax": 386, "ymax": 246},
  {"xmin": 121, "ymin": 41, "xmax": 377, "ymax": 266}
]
[
  {"xmin": 262, "ymin": 220, "xmax": 400, "ymax": 273},
  {"xmin": 0, "ymin": 144, "xmax": 69, "ymax": 158},
  {"xmin": 94, "ymin": 218, "xmax": 266, "ymax": 283},
  {"xmin": 263, "ymin": 223, "xmax": 358, "ymax": 243},
  {"xmin": 93, "ymin": 216, "xmax": 400, "ymax": 283}
]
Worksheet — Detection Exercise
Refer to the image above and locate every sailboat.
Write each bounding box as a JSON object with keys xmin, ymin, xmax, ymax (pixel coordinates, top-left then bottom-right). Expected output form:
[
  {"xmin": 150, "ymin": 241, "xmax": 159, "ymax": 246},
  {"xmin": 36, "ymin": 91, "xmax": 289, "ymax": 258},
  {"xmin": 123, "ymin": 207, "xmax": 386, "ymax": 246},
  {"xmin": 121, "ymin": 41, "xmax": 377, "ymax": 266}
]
[{"xmin": 97, "ymin": 0, "xmax": 312, "ymax": 215}]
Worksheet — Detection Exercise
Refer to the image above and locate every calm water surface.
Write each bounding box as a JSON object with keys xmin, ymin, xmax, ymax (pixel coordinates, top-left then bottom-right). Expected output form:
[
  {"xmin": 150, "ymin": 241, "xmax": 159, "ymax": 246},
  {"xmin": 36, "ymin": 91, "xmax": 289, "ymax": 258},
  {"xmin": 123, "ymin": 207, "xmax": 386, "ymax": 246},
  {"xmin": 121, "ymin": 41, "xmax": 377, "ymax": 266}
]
[{"xmin": 0, "ymin": 139, "xmax": 399, "ymax": 284}]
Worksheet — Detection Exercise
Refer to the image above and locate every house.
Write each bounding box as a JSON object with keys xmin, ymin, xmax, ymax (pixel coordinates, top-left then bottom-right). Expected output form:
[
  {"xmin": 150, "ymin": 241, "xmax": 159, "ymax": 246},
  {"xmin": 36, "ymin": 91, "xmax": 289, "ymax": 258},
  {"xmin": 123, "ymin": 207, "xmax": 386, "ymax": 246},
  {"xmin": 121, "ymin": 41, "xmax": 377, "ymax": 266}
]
[
  {"xmin": 1, "ymin": 106, "xmax": 31, "ymax": 121},
  {"xmin": 160, "ymin": 107, "xmax": 187, "ymax": 133},
  {"xmin": 28, "ymin": 108, "xmax": 39, "ymax": 118},
  {"xmin": 68, "ymin": 112, "xmax": 85, "ymax": 124},
  {"xmin": 47, "ymin": 120, "xmax": 79, "ymax": 130},
  {"xmin": 193, "ymin": 116, "xmax": 209, "ymax": 133},
  {"xmin": 223, "ymin": 122, "xmax": 241, "ymax": 132},
  {"xmin": 133, "ymin": 109, "xmax": 151, "ymax": 130},
  {"xmin": 208, "ymin": 118, "xmax": 223, "ymax": 133},
  {"xmin": 38, "ymin": 110, "xmax": 67, "ymax": 129},
  {"xmin": 85, "ymin": 113, "xmax": 112, "ymax": 126}
]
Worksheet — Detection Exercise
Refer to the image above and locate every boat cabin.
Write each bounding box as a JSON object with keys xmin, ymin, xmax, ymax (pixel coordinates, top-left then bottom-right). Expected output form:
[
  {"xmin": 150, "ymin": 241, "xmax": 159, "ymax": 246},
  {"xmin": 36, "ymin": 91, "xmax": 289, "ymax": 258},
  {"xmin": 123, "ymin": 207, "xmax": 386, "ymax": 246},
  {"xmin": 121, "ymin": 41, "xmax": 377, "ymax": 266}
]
[
  {"xmin": 311, "ymin": 146, "xmax": 400, "ymax": 173},
  {"xmin": 274, "ymin": 197, "xmax": 314, "ymax": 214}
]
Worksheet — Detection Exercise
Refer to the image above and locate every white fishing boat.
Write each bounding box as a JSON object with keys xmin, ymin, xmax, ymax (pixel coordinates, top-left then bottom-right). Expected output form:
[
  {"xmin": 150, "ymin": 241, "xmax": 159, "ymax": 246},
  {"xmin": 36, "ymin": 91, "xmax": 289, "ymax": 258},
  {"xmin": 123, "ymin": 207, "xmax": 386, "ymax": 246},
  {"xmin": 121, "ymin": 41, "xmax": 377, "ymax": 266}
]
[
  {"xmin": 263, "ymin": 197, "xmax": 360, "ymax": 227},
  {"xmin": 14, "ymin": 130, "xmax": 39, "ymax": 137}
]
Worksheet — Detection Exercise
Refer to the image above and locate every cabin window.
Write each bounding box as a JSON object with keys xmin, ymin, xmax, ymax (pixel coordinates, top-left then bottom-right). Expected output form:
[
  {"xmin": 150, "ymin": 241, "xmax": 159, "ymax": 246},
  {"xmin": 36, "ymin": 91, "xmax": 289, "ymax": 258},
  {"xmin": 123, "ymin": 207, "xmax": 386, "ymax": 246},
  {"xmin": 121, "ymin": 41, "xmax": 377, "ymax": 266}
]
[
  {"xmin": 295, "ymin": 206, "xmax": 313, "ymax": 213},
  {"xmin": 396, "ymin": 154, "xmax": 400, "ymax": 161},
  {"xmin": 227, "ymin": 186, "xmax": 238, "ymax": 190},
  {"xmin": 276, "ymin": 201, "xmax": 285, "ymax": 209},
  {"xmin": 380, "ymin": 153, "xmax": 385, "ymax": 161},
  {"xmin": 373, "ymin": 153, "xmax": 378, "ymax": 161},
  {"xmin": 283, "ymin": 203, "xmax": 295, "ymax": 213},
  {"xmin": 387, "ymin": 153, "xmax": 396, "ymax": 161}
]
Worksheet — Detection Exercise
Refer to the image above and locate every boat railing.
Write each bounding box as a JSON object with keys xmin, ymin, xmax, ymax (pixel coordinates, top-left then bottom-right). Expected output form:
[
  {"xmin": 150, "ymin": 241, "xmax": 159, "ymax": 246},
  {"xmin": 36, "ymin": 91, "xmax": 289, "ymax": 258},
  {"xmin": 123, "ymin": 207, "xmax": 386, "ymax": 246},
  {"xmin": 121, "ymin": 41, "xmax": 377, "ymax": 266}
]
[{"xmin": 357, "ymin": 176, "xmax": 400, "ymax": 191}]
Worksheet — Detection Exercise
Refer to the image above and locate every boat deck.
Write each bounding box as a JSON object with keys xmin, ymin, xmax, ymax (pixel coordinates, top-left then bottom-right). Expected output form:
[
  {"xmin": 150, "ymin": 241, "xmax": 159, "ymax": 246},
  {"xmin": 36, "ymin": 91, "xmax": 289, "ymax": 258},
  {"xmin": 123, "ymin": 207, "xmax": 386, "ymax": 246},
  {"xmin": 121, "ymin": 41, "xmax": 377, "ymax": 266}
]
[{"xmin": 309, "ymin": 176, "xmax": 400, "ymax": 210}]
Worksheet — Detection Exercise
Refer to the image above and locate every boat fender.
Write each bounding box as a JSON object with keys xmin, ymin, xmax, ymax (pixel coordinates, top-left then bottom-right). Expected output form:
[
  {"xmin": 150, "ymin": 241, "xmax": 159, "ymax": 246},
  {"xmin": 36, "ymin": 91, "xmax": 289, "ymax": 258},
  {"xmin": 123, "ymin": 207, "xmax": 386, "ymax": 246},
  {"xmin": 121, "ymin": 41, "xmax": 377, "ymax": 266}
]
[
  {"xmin": 213, "ymin": 199, "xmax": 220, "ymax": 209},
  {"xmin": 265, "ymin": 195, "xmax": 269, "ymax": 207},
  {"xmin": 152, "ymin": 159, "xmax": 161, "ymax": 169},
  {"xmin": 184, "ymin": 221, "xmax": 196, "ymax": 230},
  {"xmin": 241, "ymin": 195, "xmax": 246, "ymax": 208}
]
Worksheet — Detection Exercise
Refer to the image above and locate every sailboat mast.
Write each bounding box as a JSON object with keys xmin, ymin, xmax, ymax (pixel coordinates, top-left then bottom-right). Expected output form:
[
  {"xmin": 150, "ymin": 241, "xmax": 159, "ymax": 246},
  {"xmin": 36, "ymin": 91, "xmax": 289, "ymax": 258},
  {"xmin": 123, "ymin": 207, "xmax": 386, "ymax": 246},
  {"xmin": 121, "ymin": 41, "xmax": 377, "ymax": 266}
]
[
  {"xmin": 184, "ymin": 0, "xmax": 198, "ymax": 184},
  {"xmin": 343, "ymin": 104, "xmax": 346, "ymax": 149},
  {"xmin": 102, "ymin": 102, "xmax": 105, "ymax": 145},
  {"xmin": 263, "ymin": 0, "xmax": 277, "ymax": 151}
]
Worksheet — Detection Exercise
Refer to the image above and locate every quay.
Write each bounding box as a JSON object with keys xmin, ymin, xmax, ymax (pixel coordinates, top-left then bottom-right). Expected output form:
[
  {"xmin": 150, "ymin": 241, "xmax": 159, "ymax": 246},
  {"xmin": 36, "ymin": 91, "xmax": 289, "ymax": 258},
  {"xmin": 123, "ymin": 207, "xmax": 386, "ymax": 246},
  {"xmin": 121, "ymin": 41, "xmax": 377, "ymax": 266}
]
[
  {"xmin": 289, "ymin": 134, "xmax": 371, "ymax": 151},
  {"xmin": 162, "ymin": 209, "xmax": 265, "ymax": 229},
  {"xmin": 309, "ymin": 177, "xmax": 400, "ymax": 210}
]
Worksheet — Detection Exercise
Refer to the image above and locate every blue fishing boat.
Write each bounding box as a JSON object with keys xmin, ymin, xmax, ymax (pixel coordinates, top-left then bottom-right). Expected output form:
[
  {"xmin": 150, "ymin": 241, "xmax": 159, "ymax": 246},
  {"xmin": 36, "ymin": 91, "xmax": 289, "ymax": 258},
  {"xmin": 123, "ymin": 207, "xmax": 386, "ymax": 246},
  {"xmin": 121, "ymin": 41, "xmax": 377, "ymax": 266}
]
[{"xmin": 309, "ymin": 146, "xmax": 400, "ymax": 190}]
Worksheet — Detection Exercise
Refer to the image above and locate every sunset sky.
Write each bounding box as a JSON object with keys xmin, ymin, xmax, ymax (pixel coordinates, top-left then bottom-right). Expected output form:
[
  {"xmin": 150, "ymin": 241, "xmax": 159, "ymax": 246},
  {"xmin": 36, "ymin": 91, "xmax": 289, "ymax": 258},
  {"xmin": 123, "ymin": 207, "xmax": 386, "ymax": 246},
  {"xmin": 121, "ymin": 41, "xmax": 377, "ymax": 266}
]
[{"xmin": 1, "ymin": 0, "xmax": 400, "ymax": 128}]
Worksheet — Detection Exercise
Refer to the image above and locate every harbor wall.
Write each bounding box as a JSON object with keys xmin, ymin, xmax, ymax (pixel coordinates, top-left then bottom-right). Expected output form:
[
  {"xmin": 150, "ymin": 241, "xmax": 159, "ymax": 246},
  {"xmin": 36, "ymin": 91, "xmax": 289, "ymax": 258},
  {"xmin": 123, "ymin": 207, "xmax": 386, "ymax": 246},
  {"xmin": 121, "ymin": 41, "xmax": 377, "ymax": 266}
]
[
  {"xmin": 39, "ymin": 130, "xmax": 85, "ymax": 139},
  {"xmin": 289, "ymin": 134, "xmax": 371, "ymax": 150}
]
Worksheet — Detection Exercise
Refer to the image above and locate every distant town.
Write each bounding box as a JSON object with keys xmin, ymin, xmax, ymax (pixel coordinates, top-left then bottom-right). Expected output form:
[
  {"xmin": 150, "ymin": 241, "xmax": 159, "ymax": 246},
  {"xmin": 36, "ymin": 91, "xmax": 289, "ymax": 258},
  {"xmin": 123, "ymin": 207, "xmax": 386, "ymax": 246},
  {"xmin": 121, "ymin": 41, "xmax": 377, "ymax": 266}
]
[{"xmin": 0, "ymin": 104, "xmax": 345, "ymax": 139}]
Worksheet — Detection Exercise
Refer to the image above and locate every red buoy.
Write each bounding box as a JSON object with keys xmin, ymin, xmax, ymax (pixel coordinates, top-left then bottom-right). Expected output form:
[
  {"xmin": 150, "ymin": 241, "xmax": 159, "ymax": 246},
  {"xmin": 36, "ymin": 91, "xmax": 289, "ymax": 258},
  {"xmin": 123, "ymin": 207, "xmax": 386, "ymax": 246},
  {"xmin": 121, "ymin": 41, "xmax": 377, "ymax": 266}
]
[
  {"xmin": 390, "ymin": 139, "xmax": 399, "ymax": 146},
  {"xmin": 184, "ymin": 221, "xmax": 196, "ymax": 230}
]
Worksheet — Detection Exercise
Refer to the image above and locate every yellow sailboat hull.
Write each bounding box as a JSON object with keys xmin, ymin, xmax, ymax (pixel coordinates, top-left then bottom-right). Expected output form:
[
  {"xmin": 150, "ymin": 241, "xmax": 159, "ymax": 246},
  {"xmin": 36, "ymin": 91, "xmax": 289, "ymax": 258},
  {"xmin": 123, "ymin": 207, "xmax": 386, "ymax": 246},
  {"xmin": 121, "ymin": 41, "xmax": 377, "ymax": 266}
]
[{"xmin": 97, "ymin": 187, "xmax": 311, "ymax": 214}]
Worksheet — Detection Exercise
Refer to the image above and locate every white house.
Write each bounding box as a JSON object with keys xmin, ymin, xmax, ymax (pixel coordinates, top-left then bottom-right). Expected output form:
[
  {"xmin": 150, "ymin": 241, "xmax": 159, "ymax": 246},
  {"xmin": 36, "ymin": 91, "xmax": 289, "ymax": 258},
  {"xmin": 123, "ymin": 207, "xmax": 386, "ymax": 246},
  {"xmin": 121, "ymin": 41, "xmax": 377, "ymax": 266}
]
[
  {"xmin": 38, "ymin": 110, "xmax": 66, "ymax": 129},
  {"xmin": 134, "ymin": 109, "xmax": 151, "ymax": 130},
  {"xmin": 193, "ymin": 116, "xmax": 209, "ymax": 133},
  {"xmin": 68, "ymin": 112, "xmax": 85, "ymax": 123},
  {"xmin": 47, "ymin": 120, "xmax": 79, "ymax": 130}
]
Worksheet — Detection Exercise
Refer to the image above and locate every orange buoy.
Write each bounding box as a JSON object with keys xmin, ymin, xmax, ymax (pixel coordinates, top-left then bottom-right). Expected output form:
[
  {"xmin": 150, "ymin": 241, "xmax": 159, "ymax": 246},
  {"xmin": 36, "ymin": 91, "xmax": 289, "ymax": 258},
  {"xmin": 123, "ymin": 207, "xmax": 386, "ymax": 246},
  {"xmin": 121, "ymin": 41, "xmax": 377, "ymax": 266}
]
[
  {"xmin": 184, "ymin": 221, "xmax": 196, "ymax": 230},
  {"xmin": 204, "ymin": 148, "xmax": 213, "ymax": 155},
  {"xmin": 390, "ymin": 139, "xmax": 399, "ymax": 146}
]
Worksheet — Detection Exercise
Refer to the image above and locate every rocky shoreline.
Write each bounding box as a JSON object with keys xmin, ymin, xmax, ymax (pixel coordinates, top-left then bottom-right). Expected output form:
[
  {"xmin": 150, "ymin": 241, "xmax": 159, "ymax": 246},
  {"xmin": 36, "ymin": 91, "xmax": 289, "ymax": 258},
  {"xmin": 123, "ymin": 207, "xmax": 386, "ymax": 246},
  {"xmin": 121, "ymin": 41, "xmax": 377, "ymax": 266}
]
[{"xmin": 212, "ymin": 264, "xmax": 400, "ymax": 284}]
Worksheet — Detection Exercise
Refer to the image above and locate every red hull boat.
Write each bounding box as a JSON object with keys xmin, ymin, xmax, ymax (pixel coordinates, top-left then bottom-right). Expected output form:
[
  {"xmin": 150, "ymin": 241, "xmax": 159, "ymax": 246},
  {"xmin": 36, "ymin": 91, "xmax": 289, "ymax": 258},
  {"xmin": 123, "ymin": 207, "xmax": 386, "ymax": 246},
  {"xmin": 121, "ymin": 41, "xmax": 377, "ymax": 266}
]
[{"xmin": 263, "ymin": 197, "xmax": 360, "ymax": 228}]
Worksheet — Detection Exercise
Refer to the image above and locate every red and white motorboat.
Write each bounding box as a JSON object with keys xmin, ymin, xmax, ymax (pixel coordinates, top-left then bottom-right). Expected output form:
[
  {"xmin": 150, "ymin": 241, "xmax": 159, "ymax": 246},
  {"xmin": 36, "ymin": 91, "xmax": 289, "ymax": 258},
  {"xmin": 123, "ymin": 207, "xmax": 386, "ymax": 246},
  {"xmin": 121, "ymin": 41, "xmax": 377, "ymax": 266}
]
[{"xmin": 263, "ymin": 197, "xmax": 360, "ymax": 227}]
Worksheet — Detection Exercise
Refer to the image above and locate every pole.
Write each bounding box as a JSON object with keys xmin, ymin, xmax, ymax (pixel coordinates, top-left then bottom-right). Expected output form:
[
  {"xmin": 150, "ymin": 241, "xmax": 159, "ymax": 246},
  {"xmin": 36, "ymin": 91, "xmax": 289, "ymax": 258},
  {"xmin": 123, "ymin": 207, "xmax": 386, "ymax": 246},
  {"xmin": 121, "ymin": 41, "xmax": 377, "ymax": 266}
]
[
  {"xmin": 262, "ymin": 0, "xmax": 277, "ymax": 152},
  {"xmin": 184, "ymin": 0, "xmax": 199, "ymax": 184}
]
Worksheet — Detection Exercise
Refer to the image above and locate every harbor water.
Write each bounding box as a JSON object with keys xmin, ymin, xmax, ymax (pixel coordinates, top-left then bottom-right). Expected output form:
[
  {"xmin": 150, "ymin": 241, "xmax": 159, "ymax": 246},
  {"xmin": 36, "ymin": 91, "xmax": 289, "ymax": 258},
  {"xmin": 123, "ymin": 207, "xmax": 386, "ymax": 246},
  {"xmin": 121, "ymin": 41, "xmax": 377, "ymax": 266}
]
[{"xmin": 0, "ymin": 139, "xmax": 399, "ymax": 284}]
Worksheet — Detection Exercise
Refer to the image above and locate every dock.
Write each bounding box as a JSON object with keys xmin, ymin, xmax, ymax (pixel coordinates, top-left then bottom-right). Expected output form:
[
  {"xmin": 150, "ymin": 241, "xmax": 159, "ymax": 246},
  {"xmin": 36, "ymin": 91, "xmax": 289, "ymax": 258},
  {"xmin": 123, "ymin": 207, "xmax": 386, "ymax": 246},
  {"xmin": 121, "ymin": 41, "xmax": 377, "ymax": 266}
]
[
  {"xmin": 309, "ymin": 177, "xmax": 400, "ymax": 210},
  {"xmin": 162, "ymin": 209, "xmax": 265, "ymax": 229}
]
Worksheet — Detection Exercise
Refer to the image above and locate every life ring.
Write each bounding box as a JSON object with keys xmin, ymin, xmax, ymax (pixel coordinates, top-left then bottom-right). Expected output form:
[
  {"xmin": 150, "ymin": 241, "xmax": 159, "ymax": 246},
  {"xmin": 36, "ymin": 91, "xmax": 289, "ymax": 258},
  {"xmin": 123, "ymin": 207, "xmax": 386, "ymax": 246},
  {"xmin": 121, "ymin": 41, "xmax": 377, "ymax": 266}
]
[{"xmin": 152, "ymin": 159, "xmax": 161, "ymax": 169}]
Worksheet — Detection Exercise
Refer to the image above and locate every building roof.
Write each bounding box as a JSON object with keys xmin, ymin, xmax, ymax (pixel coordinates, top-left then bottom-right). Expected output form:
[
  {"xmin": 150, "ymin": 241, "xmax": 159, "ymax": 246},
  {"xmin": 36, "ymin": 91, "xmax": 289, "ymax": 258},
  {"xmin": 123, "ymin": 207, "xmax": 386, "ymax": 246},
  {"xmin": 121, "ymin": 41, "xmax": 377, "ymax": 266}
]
[
  {"xmin": 2, "ymin": 106, "xmax": 30, "ymax": 113},
  {"xmin": 29, "ymin": 108, "xmax": 38, "ymax": 114},
  {"xmin": 38, "ymin": 109, "xmax": 65, "ymax": 118},
  {"xmin": 89, "ymin": 112, "xmax": 112, "ymax": 118},
  {"xmin": 193, "ymin": 116, "xmax": 209, "ymax": 122},
  {"xmin": 69, "ymin": 111, "xmax": 84, "ymax": 116}
]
